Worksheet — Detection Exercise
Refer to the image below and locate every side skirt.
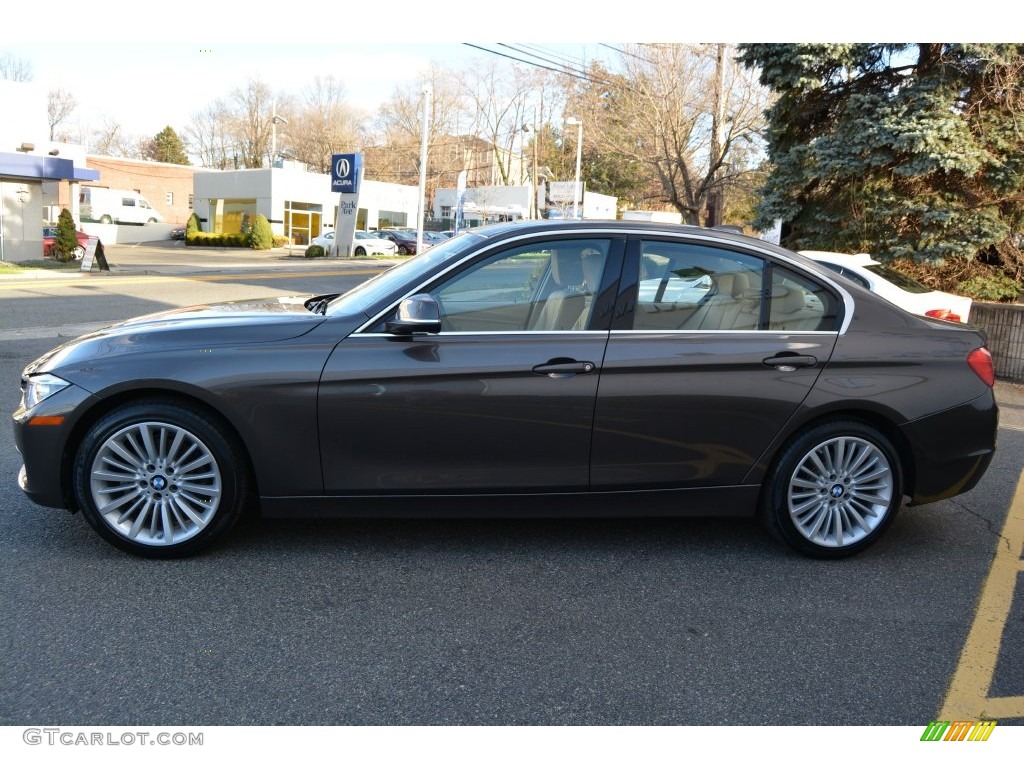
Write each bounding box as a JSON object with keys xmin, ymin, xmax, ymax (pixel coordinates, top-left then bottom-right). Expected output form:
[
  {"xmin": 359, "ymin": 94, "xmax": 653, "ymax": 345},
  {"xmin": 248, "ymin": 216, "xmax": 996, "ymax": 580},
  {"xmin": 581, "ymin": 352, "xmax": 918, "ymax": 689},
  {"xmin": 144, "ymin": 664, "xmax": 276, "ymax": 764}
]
[{"xmin": 259, "ymin": 485, "xmax": 761, "ymax": 519}]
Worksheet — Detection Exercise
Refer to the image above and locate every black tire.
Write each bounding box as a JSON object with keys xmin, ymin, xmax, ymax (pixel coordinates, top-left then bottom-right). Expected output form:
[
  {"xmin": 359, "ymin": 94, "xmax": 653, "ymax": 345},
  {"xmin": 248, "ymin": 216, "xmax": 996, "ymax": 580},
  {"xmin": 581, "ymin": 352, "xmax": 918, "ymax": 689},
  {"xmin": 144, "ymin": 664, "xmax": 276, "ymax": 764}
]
[
  {"xmin": 354, "ymin": 246, "xmax": 366, "ymax": 257},
  {"xmin": 147, "ymin": 218, "xmax": 157, "ymax": 224},
  {"xmin": 72, "ymin": 245, "xmax": 86, "ymax": 260},
  {"xmin": 72, "ymin": 401, "xmax": 249, "ymax": 558},
  {"xmin": 398, "ymin": 245, "xmax": 409, "ymax": 255},
  {"xmin": 759, "ymin": 420, "xmax": 902, "ymax": 558}
]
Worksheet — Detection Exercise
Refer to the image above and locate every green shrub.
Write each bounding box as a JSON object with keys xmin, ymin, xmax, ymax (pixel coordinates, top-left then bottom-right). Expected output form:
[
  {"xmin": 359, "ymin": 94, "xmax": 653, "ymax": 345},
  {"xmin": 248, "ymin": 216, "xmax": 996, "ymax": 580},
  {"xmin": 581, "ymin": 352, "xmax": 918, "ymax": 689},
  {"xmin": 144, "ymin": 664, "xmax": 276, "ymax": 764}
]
[
  {"xmin": 272, "ymin": 235, "xmax": 289, "ymax": 247},
  {"xmin": 304, "ymin": 245, "xmax": 326, "ymax": 258},
  {"xmin": 956, "ymin": 274, "xmax": 1021, "ymax": 303},
  {"xmin": 248, "ymin": 214, "xmax": 274, "ymax": 250},
  {"xmin": 185, "ymin": 231, "xmax": 251, "ymax": 248},
  {"xmin": 186, "ymin": 212, "xmax": 201, "ymax": 236},
  {"xmin": 53, "ymin": 208, "xmax": 79, "ymax": 262}
]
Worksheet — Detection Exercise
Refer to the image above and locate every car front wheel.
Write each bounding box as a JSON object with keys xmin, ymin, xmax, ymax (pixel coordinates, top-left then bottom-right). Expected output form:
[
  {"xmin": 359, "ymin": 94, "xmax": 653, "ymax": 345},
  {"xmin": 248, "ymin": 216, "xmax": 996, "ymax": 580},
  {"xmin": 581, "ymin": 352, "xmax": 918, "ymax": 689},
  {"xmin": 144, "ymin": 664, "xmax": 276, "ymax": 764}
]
[
  {"xmin": 72, "ymin": 245, "xmax": 86, "ymax": 260},
  {"xmin": 760, "ymin": 420, "xmax": 902, "ymax": 558},
  {"xmin": 73, "ymin": 402, "xmax": 249, "ymax": 558}
]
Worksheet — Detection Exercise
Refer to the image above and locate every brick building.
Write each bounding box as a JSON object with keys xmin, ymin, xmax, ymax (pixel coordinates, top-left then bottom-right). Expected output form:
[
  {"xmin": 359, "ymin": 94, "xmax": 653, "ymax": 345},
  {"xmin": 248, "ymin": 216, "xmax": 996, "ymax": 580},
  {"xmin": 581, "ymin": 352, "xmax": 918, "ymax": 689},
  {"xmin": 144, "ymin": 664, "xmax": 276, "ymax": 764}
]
[{"xmin": 84, "ymin": 156, "xmax": 197, "ymax": 225}]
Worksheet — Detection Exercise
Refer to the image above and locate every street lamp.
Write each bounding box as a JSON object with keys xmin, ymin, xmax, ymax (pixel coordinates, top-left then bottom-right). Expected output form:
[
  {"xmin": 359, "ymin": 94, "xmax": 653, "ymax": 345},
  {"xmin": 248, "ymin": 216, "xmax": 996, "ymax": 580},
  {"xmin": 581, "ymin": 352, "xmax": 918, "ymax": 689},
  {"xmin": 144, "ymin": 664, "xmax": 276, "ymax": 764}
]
[
  {"xmin": 564, "ymin": 117, "xmax": 583, "ymax": 220},
  {"xmin": 271, "ymin": 102, "xmax": 288, "ymax": 166}
]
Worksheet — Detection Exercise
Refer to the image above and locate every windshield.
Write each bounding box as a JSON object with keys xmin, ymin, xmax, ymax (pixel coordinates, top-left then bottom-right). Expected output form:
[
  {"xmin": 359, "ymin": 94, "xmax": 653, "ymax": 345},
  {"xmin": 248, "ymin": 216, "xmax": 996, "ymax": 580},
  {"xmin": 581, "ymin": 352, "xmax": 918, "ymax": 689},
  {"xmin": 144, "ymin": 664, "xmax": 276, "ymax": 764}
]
[
  {"xmin": 864, "ymin": 264, "xmax": 931, "ymax": 294},
  {"xmin": 326, "ymin": 232, "xmax": 484, "ymax": 316}
]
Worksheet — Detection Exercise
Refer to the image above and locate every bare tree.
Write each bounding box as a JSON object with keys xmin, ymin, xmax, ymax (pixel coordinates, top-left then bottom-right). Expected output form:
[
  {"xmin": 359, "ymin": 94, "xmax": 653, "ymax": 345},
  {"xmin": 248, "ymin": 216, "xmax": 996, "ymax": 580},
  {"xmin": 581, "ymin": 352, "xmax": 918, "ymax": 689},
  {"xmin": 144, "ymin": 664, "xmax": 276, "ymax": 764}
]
[
  {"xmin": 48, "ymin": 88, "xmax": 77, "ymax": 141},
  {"xmin": 368, "ymin": 64, "xmax": 468, "ymax": 197},
  {"xmin": 570, "ymin": 44, "xmax": 771, "ymax": 224},
  {"xmin": 283, "ymin": 75, "xmax": 365, "ymax": 173},
  {"xmin": 462, "ymin": 60, "xmax": 534, "ymax": 185},
  {"xmin": 0, "ymin": 51, "xmax": 32, "ymax": 81},
  {"xmin": 228, "ymin": 78, "xmax": 279, "ymax": 168},
  {"xmin": 90, "ymin": 117, "xmax": 138, "ymax": 158},
  {"xmin": 185, "ymin": 100, "xmax": 235, "ymax": 169}
]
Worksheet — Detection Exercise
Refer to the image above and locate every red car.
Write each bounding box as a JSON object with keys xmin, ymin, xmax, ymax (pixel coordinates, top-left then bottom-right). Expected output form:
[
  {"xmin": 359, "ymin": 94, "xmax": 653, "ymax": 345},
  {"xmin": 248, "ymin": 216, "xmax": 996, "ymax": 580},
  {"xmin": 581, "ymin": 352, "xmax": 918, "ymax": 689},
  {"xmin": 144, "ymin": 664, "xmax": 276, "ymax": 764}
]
[{"xmin": 43, "ymin": 226, "xmax": 90, "ymax": 260}]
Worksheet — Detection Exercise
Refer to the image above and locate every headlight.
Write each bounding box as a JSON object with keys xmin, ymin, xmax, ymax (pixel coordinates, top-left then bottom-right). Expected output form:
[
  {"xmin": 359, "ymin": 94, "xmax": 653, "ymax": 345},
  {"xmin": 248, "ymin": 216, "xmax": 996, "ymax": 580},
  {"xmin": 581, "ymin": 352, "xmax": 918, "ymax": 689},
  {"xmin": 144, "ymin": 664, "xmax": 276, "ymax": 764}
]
[{"xmin": 21, "ymin": 373, "xmax": 71, "ymax": 411}]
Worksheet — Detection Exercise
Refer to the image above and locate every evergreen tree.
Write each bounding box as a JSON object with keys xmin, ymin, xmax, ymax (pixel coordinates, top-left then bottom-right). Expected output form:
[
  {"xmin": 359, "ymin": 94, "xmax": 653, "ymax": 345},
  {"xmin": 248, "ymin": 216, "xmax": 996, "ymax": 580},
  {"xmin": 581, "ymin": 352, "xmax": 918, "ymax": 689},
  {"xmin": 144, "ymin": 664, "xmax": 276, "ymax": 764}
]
[
  {"xmin": 737, "ymin": 44, "xmax": 1024, "ymax": 284},
  {"xmin": 144, "ymin": 126, "xmax": 190, "ymax": 165},
  {"xmin": 53, "ymin": 208, "xmax": 79, "ymax": 262}
]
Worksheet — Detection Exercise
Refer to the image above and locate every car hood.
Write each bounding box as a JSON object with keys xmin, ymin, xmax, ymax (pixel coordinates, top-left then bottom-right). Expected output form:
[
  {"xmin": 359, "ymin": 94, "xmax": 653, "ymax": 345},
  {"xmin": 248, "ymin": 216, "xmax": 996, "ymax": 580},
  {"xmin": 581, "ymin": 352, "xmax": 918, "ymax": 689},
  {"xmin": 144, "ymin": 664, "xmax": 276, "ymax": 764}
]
[{"xmin": 26, "ymin": 295, "xmax": 328, "ymax": 375}]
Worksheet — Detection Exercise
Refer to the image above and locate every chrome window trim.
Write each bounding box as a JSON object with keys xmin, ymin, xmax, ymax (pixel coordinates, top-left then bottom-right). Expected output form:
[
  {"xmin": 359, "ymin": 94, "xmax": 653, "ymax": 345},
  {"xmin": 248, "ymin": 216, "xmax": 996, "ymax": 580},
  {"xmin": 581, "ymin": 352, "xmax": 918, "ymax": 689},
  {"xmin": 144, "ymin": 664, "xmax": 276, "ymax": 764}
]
[
  {"xmin": 356, "ymin": 330, "xmax": 611, "ymax": 338},
  {"xmin": 352, "ymin": 227, "xmax": 855, "ymax": 336},
  {"xmin": 608, "ymin": 329, "xmax": 840, "ymax": 336}
]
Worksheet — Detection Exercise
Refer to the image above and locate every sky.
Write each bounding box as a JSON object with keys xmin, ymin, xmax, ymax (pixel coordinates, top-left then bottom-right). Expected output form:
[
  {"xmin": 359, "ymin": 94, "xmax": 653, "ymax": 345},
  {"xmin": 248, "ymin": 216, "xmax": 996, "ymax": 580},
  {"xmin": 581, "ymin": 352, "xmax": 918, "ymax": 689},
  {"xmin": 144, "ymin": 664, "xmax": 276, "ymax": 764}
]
[{"xmin": 1, "ymin": 1, "xmax": 1008, "ymax": 143}]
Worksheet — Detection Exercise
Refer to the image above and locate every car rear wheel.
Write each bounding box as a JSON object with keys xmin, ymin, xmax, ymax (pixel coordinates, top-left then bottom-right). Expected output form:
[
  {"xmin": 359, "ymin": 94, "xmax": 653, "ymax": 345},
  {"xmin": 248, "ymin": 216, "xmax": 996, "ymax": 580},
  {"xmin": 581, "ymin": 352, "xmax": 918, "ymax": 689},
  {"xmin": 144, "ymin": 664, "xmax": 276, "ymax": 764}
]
[
  {"xmin": 398, "ymin": 245, "xmax": 409, "ymax": 255},
  {"xmin": 72, "ymin": 245, "xmax": 86, "ymax": 260},
  {"xmin": 354, "ymin": 246, "xmax": 366, "ymax": 257},
  {"xmin": 99, "ymin": 215, "xmax": 112, "ymax": 224},
  {"xmin": 760, "ymin": 420, "xmax": 902, "ymax": 558},
  {"xmin": 73, "ymin": 402, "xmax": 249, "ymax": 558}
]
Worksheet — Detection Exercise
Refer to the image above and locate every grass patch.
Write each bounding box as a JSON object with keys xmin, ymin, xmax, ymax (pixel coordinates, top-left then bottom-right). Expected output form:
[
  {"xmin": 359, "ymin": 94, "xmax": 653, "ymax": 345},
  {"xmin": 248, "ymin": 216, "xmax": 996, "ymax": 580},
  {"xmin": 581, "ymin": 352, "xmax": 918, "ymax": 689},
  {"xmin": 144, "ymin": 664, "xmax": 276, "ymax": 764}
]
[{"xmin": 14, "ymin": 259, "xmax": 82, "ymax": 270}]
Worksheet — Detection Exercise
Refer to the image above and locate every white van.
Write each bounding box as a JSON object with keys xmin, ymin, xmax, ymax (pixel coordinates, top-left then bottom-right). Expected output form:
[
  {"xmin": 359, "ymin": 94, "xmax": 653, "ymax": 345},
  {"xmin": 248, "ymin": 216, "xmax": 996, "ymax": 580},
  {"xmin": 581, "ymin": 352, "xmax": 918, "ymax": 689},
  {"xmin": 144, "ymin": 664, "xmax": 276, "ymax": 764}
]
[{"xmin": 80, "ymin": 187, "xmax": 164, "ymax": 225}]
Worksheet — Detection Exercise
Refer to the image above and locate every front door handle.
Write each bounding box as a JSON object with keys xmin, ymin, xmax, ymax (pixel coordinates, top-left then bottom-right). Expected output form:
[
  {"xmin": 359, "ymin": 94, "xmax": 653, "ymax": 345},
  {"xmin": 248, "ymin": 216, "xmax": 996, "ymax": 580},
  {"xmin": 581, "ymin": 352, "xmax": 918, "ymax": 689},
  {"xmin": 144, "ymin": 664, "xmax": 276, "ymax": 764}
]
[
  {"xmin": 532, "ymin": 360, "xmax": 597, "ymax": 378},
  {"xmin": 762, "ymin": 354, "xmax": 818, "ymax": 371}
]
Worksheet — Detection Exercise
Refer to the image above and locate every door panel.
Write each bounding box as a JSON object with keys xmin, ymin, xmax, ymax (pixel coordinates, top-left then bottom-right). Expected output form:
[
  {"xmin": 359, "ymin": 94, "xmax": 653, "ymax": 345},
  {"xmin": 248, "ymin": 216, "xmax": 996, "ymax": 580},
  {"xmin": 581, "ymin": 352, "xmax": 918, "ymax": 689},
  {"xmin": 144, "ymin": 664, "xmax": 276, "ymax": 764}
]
[
  {"xmin": 590, "ymin": 236, "xmax": 840, "ymax": 490},
  {"xmin": 590, "ymin": 331, "xmax": 835, "ymax": 489},
  {"xmin": 319, "ymin": 334, "xmax": 608, "ymax": 492},
  {"xmin": 318, "ymin": 235, "xmax": 624, "ymax": 494}
]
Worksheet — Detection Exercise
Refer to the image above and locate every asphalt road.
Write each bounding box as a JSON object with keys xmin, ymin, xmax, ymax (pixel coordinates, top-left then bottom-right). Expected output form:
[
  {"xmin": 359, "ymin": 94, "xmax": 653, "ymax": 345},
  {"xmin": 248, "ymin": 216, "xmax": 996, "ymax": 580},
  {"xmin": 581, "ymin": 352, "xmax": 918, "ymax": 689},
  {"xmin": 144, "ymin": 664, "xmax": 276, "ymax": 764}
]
[{"xmin": 1, "ymin": 251, "xmax": 1022, "ymax": 726}]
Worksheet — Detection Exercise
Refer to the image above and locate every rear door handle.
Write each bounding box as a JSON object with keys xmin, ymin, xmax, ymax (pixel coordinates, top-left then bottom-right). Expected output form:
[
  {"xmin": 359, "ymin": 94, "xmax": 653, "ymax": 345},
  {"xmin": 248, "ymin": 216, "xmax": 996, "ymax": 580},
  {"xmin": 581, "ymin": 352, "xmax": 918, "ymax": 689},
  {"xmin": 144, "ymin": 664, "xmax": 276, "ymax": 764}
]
[
  {"xmin": 762, "ymin": 354, "xmax": 818, "ymax": 371},
  {"xmin": 532, "ymin": 360, "xmax": 596, "ymax": 378}
]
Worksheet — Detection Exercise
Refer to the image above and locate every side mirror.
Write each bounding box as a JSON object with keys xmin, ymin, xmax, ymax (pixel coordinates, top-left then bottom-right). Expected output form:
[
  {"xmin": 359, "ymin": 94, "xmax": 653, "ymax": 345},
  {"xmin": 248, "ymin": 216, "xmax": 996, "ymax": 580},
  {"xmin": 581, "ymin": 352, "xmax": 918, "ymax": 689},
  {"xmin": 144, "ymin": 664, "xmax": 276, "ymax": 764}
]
[{"xmin": 386, "ymin": 294, "xmax": 442, "ymax": 335}]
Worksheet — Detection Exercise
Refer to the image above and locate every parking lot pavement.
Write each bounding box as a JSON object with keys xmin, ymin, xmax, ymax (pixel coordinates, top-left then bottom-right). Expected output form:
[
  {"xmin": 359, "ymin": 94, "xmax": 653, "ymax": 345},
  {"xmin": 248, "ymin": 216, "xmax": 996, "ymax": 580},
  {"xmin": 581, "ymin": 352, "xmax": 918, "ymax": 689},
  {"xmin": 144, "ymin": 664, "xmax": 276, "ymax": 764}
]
[
  {"xmin": 936, "ymin": 379, "xmax": 1024, "ymax": 725},
  {"xmin": 996, "ymin": 381, "xmax": 1024, "ymax": 430}
]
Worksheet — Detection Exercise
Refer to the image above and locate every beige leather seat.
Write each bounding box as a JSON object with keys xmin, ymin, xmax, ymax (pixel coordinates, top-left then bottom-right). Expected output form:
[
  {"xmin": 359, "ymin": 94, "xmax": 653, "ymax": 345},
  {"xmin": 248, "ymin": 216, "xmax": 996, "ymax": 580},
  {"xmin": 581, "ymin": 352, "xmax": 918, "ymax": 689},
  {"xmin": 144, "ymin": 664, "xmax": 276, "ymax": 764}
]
[
  {"xmin": 769, "ymin": 285, "xmax": 823, "ymax": 331},
  {"xmin": 569, "ymin": 250, "xmax": 607, "ymax": 330},
  {"xmin": 679, "ymin": 273, "xmax": 741, "ymax": 330},
  {"xmin": 529, "ymin": 248, "xmax": 587, "ymax": 331}
]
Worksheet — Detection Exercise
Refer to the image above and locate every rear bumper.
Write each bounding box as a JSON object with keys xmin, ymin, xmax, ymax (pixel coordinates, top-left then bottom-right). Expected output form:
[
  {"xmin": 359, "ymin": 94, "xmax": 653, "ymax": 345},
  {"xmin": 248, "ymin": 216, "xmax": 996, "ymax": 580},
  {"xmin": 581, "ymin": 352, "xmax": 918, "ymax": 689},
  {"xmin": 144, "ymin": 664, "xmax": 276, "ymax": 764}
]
[{"xmin": 903, "ymin": 390, "xmax": 998, "ymax": 505}]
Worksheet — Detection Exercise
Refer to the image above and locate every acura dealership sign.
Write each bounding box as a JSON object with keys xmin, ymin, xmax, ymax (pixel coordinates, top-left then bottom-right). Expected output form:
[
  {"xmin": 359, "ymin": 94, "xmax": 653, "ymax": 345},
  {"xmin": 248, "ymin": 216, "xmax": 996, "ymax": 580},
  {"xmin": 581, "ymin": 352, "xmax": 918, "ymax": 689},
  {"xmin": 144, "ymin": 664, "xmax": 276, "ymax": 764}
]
[{"xmin": 331, "ymin": 153, "xmax": 362, "ymax": 193}]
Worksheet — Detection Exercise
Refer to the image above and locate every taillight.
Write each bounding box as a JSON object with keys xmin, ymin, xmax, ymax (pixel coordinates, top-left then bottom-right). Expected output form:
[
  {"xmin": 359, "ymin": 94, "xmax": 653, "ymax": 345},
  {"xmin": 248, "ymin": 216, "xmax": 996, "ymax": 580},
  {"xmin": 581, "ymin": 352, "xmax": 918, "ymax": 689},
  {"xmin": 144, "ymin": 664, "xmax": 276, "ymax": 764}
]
[
  {"xmin": 925, "ymin": 309, "xmax": 962, "ymax": 323},
  {"xmin": 968, "ymin": 347, "xmax": 995, "ymax": 387}
]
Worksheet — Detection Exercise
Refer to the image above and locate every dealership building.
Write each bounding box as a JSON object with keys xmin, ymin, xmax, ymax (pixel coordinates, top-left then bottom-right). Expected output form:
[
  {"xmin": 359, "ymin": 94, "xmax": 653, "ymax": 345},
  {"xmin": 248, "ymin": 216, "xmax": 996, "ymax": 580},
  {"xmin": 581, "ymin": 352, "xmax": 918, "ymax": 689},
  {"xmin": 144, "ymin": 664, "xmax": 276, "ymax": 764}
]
[
  {"xmin": 193, "ymin": 163, "xmax": 421, "ymax": 245},
  {"xmin": 0, "ymin": 81, "xmax": 98, "ymax": 262}
]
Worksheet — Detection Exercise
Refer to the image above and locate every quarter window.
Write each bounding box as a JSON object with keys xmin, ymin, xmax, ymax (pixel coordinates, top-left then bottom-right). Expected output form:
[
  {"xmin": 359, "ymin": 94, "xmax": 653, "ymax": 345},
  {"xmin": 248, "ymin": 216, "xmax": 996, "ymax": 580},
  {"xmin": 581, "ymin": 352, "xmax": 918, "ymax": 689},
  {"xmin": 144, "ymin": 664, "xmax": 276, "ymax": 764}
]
[{"xmin": 769, "ymin": 265, "xmax": 838, "ymax": 332}]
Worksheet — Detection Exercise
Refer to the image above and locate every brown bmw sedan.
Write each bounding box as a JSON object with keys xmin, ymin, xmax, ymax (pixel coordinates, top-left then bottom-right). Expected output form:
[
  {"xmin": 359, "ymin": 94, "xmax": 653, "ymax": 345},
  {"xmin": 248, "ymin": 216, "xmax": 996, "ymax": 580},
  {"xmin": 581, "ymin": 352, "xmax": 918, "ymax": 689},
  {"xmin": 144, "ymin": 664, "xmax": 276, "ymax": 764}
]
[{"xmin": 13, "ymin": 221, "xmax": 998, "ymax": 558}]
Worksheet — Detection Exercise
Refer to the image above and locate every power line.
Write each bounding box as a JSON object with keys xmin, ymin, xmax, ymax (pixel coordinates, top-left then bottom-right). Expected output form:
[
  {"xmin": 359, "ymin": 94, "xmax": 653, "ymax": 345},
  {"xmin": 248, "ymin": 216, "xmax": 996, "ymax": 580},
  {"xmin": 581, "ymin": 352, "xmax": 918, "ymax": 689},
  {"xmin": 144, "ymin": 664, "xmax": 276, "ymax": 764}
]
[
  {"xmin": 498, "ymin": 44, "xmax": 594, "ymax": 80},
  {"xmin": 461, "ymin": 44, "xmax": 619, "ymax": 89}
]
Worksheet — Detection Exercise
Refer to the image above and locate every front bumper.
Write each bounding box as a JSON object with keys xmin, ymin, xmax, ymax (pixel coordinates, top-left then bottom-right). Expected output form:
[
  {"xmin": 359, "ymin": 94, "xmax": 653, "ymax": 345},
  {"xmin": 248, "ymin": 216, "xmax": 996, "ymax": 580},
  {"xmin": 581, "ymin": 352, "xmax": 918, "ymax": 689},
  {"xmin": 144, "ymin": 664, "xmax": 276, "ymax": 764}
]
[{"xmin": 13, "ymin": 383, "xmax": 99, "ymax": 510}]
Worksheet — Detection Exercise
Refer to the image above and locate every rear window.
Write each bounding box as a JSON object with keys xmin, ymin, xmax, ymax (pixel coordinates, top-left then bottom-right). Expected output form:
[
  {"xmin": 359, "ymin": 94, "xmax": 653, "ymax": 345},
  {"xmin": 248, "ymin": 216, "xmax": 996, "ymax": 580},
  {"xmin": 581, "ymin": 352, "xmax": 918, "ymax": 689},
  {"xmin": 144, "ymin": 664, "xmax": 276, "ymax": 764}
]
[{"xmin": 865, "ymin": 264, "xmax": 930, "ymax": 294}]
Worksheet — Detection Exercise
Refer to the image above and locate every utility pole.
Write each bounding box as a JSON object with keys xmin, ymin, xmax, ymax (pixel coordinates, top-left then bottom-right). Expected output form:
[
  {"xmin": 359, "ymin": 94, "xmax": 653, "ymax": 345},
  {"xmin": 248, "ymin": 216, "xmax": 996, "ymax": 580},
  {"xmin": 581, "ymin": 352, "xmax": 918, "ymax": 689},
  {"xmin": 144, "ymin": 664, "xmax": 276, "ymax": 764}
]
[
  {"xmin": 416, "ymin": 86, "xmax": 431, "ymax": 254},
  {"xmin": 709, "ymin": 43, "xmax": 727, "ymax": 228}
]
